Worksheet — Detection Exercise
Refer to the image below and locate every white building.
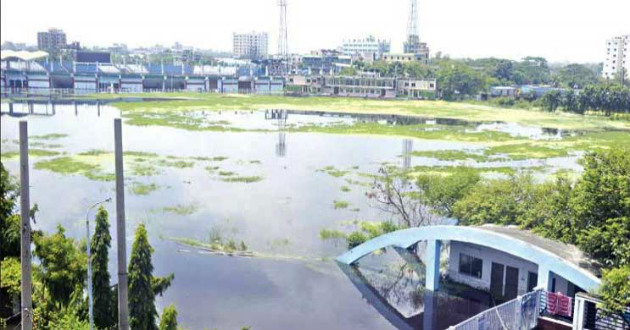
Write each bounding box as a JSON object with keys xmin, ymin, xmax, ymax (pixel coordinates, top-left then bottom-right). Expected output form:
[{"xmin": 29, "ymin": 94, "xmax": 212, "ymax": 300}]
[
  {"xmin": 603, "ymin": 35, "xmax": 629, "ymax": 79},
  {"xmin": 233, "ymin": 32, "xmax": 268, "ymax": 59},
  {"xmin": 341, "ymin": 35, "xmax": 391, "ymax": 61}
]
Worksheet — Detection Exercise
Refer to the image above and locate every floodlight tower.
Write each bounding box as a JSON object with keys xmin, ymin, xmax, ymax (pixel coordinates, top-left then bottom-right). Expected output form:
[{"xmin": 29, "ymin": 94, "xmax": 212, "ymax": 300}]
[
  {"xmin": 278, "ymin": 0, "xmax": 288, "ymax": 58},
  {"xmin": 404, "ymin": 0, "xmax": 420, "ymax": 53}
]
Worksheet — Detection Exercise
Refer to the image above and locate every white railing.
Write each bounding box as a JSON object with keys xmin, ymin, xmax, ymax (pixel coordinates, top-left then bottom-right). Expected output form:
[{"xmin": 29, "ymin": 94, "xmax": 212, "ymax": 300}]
[{"xmin": 449, "ymin": 289, "xmax": 542, "ymax": 330}]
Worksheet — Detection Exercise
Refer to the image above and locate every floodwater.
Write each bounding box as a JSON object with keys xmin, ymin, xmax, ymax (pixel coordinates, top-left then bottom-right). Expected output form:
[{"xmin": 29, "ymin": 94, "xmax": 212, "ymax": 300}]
[{"xmin": 0, "ymin": 102, "xmax": 579, "ymax": 330}]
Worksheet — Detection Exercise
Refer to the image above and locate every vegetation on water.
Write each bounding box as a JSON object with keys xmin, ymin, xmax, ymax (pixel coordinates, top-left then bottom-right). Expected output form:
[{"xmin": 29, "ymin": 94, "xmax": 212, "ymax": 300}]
[
  {"xmin": 1, "ymin": 148, "xmax": 61, "ymax": 159},
  {"xmin": 221, "ymin": 175, "xmax": 264, "ymax": 183},
  {"xmin": 162, "ymin": 203, "xmax": 198, "ymax": 216},
  {"xmin": 30, "ymin": 133, "xmax": 68, "ymax": 140},
  {"xmin": 333, "ymin": 200, "xmax": 350, "ymax": 209},
  {"xmin": 130, "ymin": 182, "xmax": 161, "ymax": 196}
]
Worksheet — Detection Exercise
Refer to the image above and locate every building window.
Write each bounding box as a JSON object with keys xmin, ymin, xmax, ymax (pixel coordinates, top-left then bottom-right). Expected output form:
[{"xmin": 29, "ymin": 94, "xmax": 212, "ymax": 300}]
[{"xmin": 459, "ymin": 253, "xmax": 483, "ymax": 278}]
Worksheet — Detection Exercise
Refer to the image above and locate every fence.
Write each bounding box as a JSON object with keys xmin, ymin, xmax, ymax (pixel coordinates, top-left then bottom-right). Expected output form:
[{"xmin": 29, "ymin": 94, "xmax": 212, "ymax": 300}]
[
  {"xmin": 449, "ymin": 289, "xmax": 542, "ymax": 330},
  {"xmin": 575, "ymin": 293, "xmax": 630, "ymax": 330}
]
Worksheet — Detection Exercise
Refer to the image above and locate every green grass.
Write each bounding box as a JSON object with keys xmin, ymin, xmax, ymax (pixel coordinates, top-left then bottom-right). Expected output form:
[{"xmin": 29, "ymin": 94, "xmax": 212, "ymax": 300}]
[
  {"xmin": 162, "ymin": 204, "xmax": 198, "ymax": 215},
  {"xmin": 156, "ymin": 159, "xmax": 194, "ymax": 168},
  {"xmin": 123, "ymin": 151, "xmax": 159, "ymax": 158},
  {"xmin": 333, "ymin": 200, "xmax": 350, "ymax": 209},
  {"xmin": 319, "ymin": 229, "xmax": 347, "ymax": 240},
  {"xmin": 318, "ymin": 166, "xmax": 351, "ymax": 178},
  {"xmin": 129, "ymin": 182, "xmax": 160, "ymax": 195},
  {"xmin": 101, "ymin": 93, "xmax": 629, "ymax": 131},
  {"xmin": 221, "ymin": 175, "xmax": 264, "ymax": 183},
  {"xmin": 130, "ymin": 163, "xmax": 162, "ymax": 176},
  {"xmin": 340, "ymin": 186, "xmax": 351, "ymax": 192}
]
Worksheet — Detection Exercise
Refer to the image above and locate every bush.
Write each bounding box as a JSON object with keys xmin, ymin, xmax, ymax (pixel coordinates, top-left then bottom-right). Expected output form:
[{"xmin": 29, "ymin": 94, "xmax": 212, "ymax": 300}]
[
  {"xmin": 346, "ymin": 231, "xmax": 367, "ymax": 249},
  {"xmin": 159, "ymin": 304, "xmax": 178, "ymax": 330}
]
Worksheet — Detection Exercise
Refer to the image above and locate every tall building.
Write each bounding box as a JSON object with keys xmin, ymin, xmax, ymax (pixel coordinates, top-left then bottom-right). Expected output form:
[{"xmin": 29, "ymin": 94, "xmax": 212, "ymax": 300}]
[
  {"xmin": 233, "ymin": 32, "xmax": 269, "ymax": 59},
  {"xmin": 341, "ymin": 35, "xmax": 391, "ymax": 61},
  {"xmin": 37, "ymin": 28, "xmax": 67, "ymax": 53},
  {"xmin": 603, "ymin": 35, "xmax": 629, "ymax": 80}
]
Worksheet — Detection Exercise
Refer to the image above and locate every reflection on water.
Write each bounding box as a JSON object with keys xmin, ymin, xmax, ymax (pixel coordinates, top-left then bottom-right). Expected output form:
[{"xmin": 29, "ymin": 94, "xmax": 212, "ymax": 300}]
[{"xmin": 338, "ymin": 259, "xmax": 494, "ymax": 330}]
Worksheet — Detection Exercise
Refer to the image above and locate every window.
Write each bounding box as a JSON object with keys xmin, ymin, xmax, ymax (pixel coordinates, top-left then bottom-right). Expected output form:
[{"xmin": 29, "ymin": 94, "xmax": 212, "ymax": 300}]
[{"xmin": 459, "ymin": 253, "xmax": 483, "ymax": 278}]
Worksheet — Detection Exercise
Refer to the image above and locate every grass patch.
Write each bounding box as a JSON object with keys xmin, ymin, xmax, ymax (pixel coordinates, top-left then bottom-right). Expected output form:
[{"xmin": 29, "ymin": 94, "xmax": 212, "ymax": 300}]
[
  {"xmin": 340, "ymin": 186, "xmax": 351, "ymax": 192},
  {"xmin": 318, "ymin": 166, "xmax": 350, "ymax": 178},
  {"xmin": 124, "ymin": 151, "xmax": 159, "ymax": 158},
  {"xmin": 162, "ymin": 204, "xmax": 198, "ymax": 215},
  {"xmin": 221, "ymin": 175, "xmax": 264, "ymax": 183},
  {"xmin": 319, "ymin": 229, "xmax": 347, "ymax": 240},
  {"xmin": 129, "ymin": 163, "xmax": 162, "ymax": 176},
  {"xmin": 333, "ymin": 200, "xmax": 350, "ymax": 209}
]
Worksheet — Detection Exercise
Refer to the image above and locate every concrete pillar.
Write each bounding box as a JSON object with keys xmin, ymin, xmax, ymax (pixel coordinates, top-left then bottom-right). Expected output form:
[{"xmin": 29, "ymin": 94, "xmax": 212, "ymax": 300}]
[
  {"xmin": 114, "ymin": 119, "xmax": 130, "ymax": 330},
  {"xmin": 537, "ymin": 266, "xmax": 553, "ymax": 292},
  {"xmin": 19, "ymin": 121, "xmax": 33, "ymax": 330},
  {"xmin": 425, "ymin": 239, "xmax": 441, "ymax": 291},
  {"xmin": 423, "ymin": 291, "xmax": 435, "ymax": 330},
  {"xmin": 393, "ymin": 246, "xmax": 424, "ymax": 277}
]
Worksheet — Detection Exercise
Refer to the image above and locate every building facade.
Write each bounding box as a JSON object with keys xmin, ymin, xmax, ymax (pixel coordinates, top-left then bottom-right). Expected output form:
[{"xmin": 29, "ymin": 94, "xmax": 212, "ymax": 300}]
[
  {"xmin": 341, "ymin": 36, "xmax": 391, "ymax": 61},
  {"xmin": 381, "ymin": 52, "xmax": 429, "ymax": 65},
  {"xmin": 603, "ymin": 35, "xmax": 629, "ymax": 80},
  {"xmin": 233, "ymin": 32, "xmax": 269, "ymax": 59},
  {"xmin": 37, "ymin": 28, "xmax": 67, "ymax": 53}
]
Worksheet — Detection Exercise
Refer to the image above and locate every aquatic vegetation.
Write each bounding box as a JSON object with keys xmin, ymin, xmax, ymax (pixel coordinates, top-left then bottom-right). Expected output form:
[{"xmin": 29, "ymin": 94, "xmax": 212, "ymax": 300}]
[
  {"xmin": 156, "ymin": 159, "xmax": 194, "ymax": 169},
  {"xmin": 130, "ymin": 163, "xmax": 162, "ymax": 177},
  {"xmin": 340, "ymin": 186, "xmax": 351, "ymax": 192},
  {"xmin": 318, "ymin": 166, "xmax": 350, "ymax": 178},
  {"xmin": 411, "ymin": 150, "xmax": 487, "ymax": 162},
  {"xmin": 318, "ymin": 229, "xmax": 347, "ymax": 240},
  {"xmin": 218, "ymin": 171, "xmax": 235, "ymax": 176},
  {"xmin": 1, "ymin": 148, "xmax": 61, "ymax": 158},
  {"xmin": 30, "ymin": 133, "xmax": 68, "ymax": 140},
  {"xmin": 249, "ymin": 160, "xmax": 262, "ymax": 164},
  {"xmin": 34, "ymin": 156, "xmax": 99, "ymax": 174},
  {"xmin": 221, "ymin": 175, "xmax": 264, "ymax": 183},
  {"xmin": 162, "ymin": 203, "xmax": 198, "ymax": 215},
  {"xmin": 129, "ymin": 182, "xmax": 160, "ymax": 196},
  {"xmin": 333, "ymin": 200, "xmax": 350, "ymax": 209},
  {"xmin": 192, "ymin": 156, "xmax": 229, "ymax": 162},
  {"xmin": 34, "ymin": 156, "xmax": 115, "ymax": 181},
  {"xmin": 123, "ymin": 151, "xmax": 159, "ymax": 158},
  {"xmin": 204, "ymin": 166, "xmax": 220, "ymax": 172},
  {"xmin": 78, "ymin": 149, "xmax": 110, "ymax": 156}
]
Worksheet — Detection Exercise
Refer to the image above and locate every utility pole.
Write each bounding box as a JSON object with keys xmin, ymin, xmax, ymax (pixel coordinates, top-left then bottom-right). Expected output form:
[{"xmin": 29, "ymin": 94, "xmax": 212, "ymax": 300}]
[
  {"xmin": 114, "ymin": 119, "xmax": 130, "ymax": 330},
  {"xmin": 19, "ymin": 120, "xmax": 33, "ymax": 330}
]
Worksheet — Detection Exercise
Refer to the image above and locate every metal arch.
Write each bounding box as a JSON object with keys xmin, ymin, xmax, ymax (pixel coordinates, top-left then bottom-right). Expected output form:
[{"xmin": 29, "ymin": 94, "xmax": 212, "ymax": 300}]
[{"xmin": 335, "ymin": 225, "xmax": 601, "ymax": 292}]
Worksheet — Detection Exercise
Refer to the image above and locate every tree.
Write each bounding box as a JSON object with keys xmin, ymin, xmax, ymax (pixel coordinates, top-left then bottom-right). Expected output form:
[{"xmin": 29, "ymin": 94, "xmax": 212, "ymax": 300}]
[
  {"xmin": 553, "ymin": 64, "xmax": 599, "ymax": 89},
  {"xmin": 415, "ymin": 168, "xmax": 480, "ymax": 217},
  {"xmin": 598, "ymin": 266, "xmax": 630, "ymax": 313},
  {"xmin": 0, "ymin": 162, "xmax": 20, "ymax": 261},
  {"xmin": 91, "ymin": 206, "xmax": 115, "ymax": 330},
  {"xmin": 452, "ymin": 175, "xmax": 534, "ymax": 226},
  {"xmin": 539, "ymin": 90, "xmax": 563, "ymax": 112},
  {"xmin": 129, "ymin": 224, "xmax": 159, "ymax": 330},
  {"xmin": 159, "ymin": 305, "xmax": 178, "ymax": 330},
  {"xmin": 33, "ymin": 225, "xmax": 87, "ymax": 307}
]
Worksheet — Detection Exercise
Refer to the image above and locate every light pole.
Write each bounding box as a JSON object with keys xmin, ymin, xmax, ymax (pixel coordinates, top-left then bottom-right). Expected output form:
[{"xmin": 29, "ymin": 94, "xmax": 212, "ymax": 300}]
[{"xmin": 86, "ymin": 197, "xmax": 112, "ymax": 330}]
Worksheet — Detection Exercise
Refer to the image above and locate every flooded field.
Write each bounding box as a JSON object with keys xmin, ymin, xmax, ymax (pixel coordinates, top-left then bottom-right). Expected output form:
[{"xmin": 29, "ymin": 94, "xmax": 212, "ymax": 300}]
[{"xmin": 0, "ymin": 101, "xmax": 624, "ymax": 330}]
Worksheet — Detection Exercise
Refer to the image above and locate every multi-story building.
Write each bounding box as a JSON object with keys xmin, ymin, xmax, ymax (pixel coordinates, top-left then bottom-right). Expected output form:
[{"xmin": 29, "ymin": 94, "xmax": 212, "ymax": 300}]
[
  {"xmin": 603, "ymin": 35, "xmax": 629, "ymax": 80},
  {"xmin": 37, "ymin": 28, "xmax": 67, "ymax": 53},
  {"xmin": 233, "ymin": 32, "xmax": 269, "ymax": 59},
  {"xmin": 341, "ymin": 36, "xmax": 391, "ymax": 61},
  {"xmin": 381, "ymin": 51, "xmax": 429, "ymax": 65}
]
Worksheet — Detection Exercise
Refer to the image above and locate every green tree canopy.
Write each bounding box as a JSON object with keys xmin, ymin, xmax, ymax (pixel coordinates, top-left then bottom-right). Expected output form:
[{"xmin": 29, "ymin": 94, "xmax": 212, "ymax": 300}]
[
  {"xmin": 91, "ymin": 206, "xmax": 115, "ymax": 330},
  {"xmin": 159, "ymin": 304, "xmax": 178, "ymax": 330}
]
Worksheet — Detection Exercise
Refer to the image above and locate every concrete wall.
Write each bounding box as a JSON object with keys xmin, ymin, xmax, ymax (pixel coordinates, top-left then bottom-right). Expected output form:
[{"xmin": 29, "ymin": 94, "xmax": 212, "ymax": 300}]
[{"xmin": 448, "ymin": 241, "xmax": 539, "ymax": 297}]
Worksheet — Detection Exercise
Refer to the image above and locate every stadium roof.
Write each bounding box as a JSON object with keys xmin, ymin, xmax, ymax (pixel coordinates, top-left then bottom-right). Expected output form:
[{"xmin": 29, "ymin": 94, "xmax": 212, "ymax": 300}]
[{"xmin": 1, "ymin": 50, "xmax": 49, "ymax": 61}]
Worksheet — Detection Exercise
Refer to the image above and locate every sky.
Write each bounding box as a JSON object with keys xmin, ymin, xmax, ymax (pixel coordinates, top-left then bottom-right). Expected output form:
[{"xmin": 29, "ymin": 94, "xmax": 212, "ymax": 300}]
[{"xmin": 1, "ymin": 0, "xmax": 628, "ymax": 63}]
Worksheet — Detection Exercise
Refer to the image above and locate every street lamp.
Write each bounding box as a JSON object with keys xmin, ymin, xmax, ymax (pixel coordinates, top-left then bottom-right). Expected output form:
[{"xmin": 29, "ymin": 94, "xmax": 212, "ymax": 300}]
[{"xmin": 86, "ymin": 197, "xmax": 112, "ymax": 330}]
